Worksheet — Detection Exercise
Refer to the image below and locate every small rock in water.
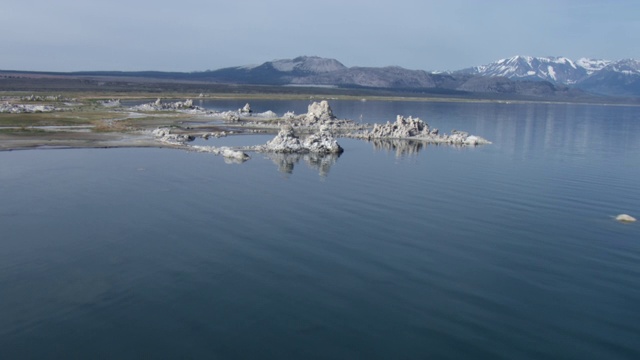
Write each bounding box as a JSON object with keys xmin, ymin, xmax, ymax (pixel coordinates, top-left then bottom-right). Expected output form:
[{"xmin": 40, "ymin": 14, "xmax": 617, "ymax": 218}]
[
  {"xmin": 615, "ymin": 214, "xmax": 636, "ymax": 222},
  {"xmin": 220, "ymin": 147, "xmax": 250, "ymax": 161}
]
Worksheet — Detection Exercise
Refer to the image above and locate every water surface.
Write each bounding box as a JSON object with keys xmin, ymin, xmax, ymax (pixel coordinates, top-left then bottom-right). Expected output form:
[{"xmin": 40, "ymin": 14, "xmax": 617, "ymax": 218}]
[{"xmin": 1, "ymin": 101, "xmax": 639, "ymax": 359}]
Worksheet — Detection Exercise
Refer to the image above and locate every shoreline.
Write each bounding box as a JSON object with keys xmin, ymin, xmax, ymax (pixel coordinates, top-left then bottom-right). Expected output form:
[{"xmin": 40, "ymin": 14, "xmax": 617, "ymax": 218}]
[{"xmin": 2, "ymin": 94, "xmax": 490, "ymax": 153}]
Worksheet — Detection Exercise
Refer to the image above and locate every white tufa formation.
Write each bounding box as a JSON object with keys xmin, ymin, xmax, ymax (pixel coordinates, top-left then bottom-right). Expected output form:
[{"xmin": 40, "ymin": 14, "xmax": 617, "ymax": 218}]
[
  {"xmin": 152, "ymin": 128, "xmax": 195, "ymax": 145},
  {"xmin": 257, "ymin": 125, "xmax": 343, "ymax": 154},
  {"xmin": 615, "ymin": 214, "xmax": 637, "ymax": 222},
  {"xmin": 305, "ymin": 100, "xmax": 335, "ymax": 124},
  {"xmin": 357, "ymin": 115, "xmax": 491, "ymax": 145},
  {"xmin": 133, "ymin": 99, "xmax": 199, "ymax": 111},
  {"xmin": 0, "ymin": 103, "xmax": 57, "ymax": 113}
]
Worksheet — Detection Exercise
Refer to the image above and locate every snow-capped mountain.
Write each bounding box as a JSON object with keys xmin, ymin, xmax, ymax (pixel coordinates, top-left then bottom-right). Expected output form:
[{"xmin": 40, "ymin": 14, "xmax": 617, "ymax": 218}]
[
  {"xmin": 4, "ymin": 54, "xmax": 640, "ymax": 99},
  {"xmin": 456, "ymin": 55, "xmax": 640, "ymax": 96},
  {"xmin": 575, "ymin": 58, "xmax": 612, "ymax": 74},
  {"xmin": 575, "ymin": 59, "xmax": 640, "ymax": 96},
  {"xmin": 201, "ymin": 55, "xmax": 639, "ymax": 97},
  {"xmin": 458, "ymin": 55, "xmax": 606, "ymax": 85},
  {"xmin": 603, "ymin": 58, "xmax": 640, "ymax": 74}
]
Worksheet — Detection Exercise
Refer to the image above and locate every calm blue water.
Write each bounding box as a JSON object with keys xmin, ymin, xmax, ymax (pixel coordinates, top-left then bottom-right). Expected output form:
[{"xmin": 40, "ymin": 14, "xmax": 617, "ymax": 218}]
[{"xmin": 1, "ymin": 101, "xmax": 640, "ymax": 359}]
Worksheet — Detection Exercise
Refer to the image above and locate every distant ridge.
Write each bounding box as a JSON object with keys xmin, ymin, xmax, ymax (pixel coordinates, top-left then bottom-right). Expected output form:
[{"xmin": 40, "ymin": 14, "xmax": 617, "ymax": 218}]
[
  {"xmin": 199, "ymin": 55, "xmax": 596, "ymax": 97},
  {"xmin": 202, "ymin": 55, "xmax": 640, "ymax": 97},
  {"xmin": 2, "ymin": 55, "xmax": 640, "ymax": 98}
]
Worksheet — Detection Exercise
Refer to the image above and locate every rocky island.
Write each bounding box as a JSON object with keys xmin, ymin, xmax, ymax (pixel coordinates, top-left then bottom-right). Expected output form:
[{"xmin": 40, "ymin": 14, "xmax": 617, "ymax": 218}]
[
  {"xmin": 143, "ymin": 100, "xmax": 490, "ymax": 160},
  {"xmin": 348, "ymin": 115, "xmax": 491, "ymax": 145}
]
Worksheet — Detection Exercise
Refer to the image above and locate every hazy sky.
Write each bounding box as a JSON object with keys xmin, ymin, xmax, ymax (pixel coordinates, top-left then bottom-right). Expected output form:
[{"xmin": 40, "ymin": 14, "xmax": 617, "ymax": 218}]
[{"xmin": 2, "ymin": 0, "xmax": 639, "ymax": 72}]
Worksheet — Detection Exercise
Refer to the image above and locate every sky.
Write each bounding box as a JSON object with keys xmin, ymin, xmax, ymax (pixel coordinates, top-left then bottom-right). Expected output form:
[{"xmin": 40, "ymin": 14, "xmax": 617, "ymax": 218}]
[{"xmin": 2, "ymin": 0, "xmax": 639, "ymax": 72}]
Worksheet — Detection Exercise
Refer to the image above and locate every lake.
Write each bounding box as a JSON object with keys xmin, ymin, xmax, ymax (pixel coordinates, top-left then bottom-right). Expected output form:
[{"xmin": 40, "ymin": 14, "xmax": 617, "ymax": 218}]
[{"xmin": 1, "ymin": 100, "xmax": 639, "ymax": 359}]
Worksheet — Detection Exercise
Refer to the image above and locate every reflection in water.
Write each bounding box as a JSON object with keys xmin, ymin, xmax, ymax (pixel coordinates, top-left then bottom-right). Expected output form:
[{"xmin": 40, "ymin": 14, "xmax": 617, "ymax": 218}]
[
  {"xmin": 368, "ymin": 139, "xmax": 475, "ymax": 157},
  {"xmin": 470, "ymin": 103, "xmax": 640, "ymax": 160},
  {"xmin": 178, "ymin": 99, "xmax": 640, "ymax": 162},
  {"xmin": 369, "ymin": 139, "xmax": 427, "ymax": 157},
  {"xmin": 223, "ymin": 156, "xmax": 249, "ymax": 165},
  {"xmin": 262, "ymin": 152, "xmax": 341, "ymax": 177}
]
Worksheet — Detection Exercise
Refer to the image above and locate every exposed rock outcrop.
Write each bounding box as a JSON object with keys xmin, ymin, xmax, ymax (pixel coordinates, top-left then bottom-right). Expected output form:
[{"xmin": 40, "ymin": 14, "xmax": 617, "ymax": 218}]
[
  {"xmin": 98, "ymin": 99, "xmax": 121, "ymax": 107},
  {"xmin": 305, "ymin": 100, "xmax": 335, "ymax": 123},
  {"xmin": 0, "ymin": 103, "xmax": 57, "ymax": 113},
  {"xmin": 145, "ymin": 101, "xmax": 489, "ymax": 164},
  {"xmin": 216, "ymin": 109, "xmax": 278, "ymax": 122},
  {"xmin": 275, "ymin": 101, "xmax": 362, "ymax": 130},
  {"xmin": 252, "ymin": 125, "xmax": 343, "ymax": 154},
  {"xmin": 152, "ymin": 128, "xmax": 195, "ymax": 145},
  {"xmin": 350, "ymin": 115, "xmax": 491, "ymax": 145},
  {"xmin": 20, "ymin": 94, "xmax": 72, "ymax": 102},
  {"xmin": 207, "ymin": 101, "xmax": 364, "ymax": 133},
  {"xmin": 616, "ymin": 214, "xmax": 637, "ymax": 222},
  {"xmin": 261, "ymin": 125, "xmax": 304, "ymax": 153},
  {"xmin": 368, "ymin": 115, "xmax": 438, "ymax": 138},
  {"xmin": 132, "ymin": 99, "xmax": 201, "ymax": 112},
  {"xmin": 302, "ymin": 125, "xmax": 344, "ymax": 154}
]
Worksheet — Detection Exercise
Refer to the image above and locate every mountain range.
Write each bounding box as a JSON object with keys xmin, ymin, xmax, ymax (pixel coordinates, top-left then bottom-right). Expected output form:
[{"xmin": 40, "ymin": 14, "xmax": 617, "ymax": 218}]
[
  {"xmin": 457, "ymin": 55, "xmax": 640, "ymax": 96},
  {"xmin": 457, "ymin": 56, "xmax": 609, "ymax": 84},
  {"xmin": 3, "ymin": 55, "xmax": 640, "ymax": 99},
  {"xmin": 203, "ymin": 55, "xmax": 640, "ymax": 98}
]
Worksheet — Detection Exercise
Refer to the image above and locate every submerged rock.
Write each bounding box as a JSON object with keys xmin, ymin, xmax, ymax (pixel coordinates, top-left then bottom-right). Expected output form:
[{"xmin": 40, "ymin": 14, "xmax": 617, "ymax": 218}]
[{"xmin": 190, "ymin": 145, "xmax": 250, "ymax": 162}]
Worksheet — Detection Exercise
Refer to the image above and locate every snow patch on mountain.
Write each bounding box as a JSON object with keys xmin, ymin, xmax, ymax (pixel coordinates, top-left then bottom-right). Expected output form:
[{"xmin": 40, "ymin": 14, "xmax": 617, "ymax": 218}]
[
  {"xmin": 606, "ymin": 59, "xmax": 640, "ymax": 74},
  {"xmin": 547, "ymin": 66, "xmax": 556, "ymax": 81},
  {"xmin": 460, "ymin": 55, "xmax": 607, "ymax": 85},
  {"xmin": 576, "ymin": 58, "xmax": 612, "ymax": 74}
]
